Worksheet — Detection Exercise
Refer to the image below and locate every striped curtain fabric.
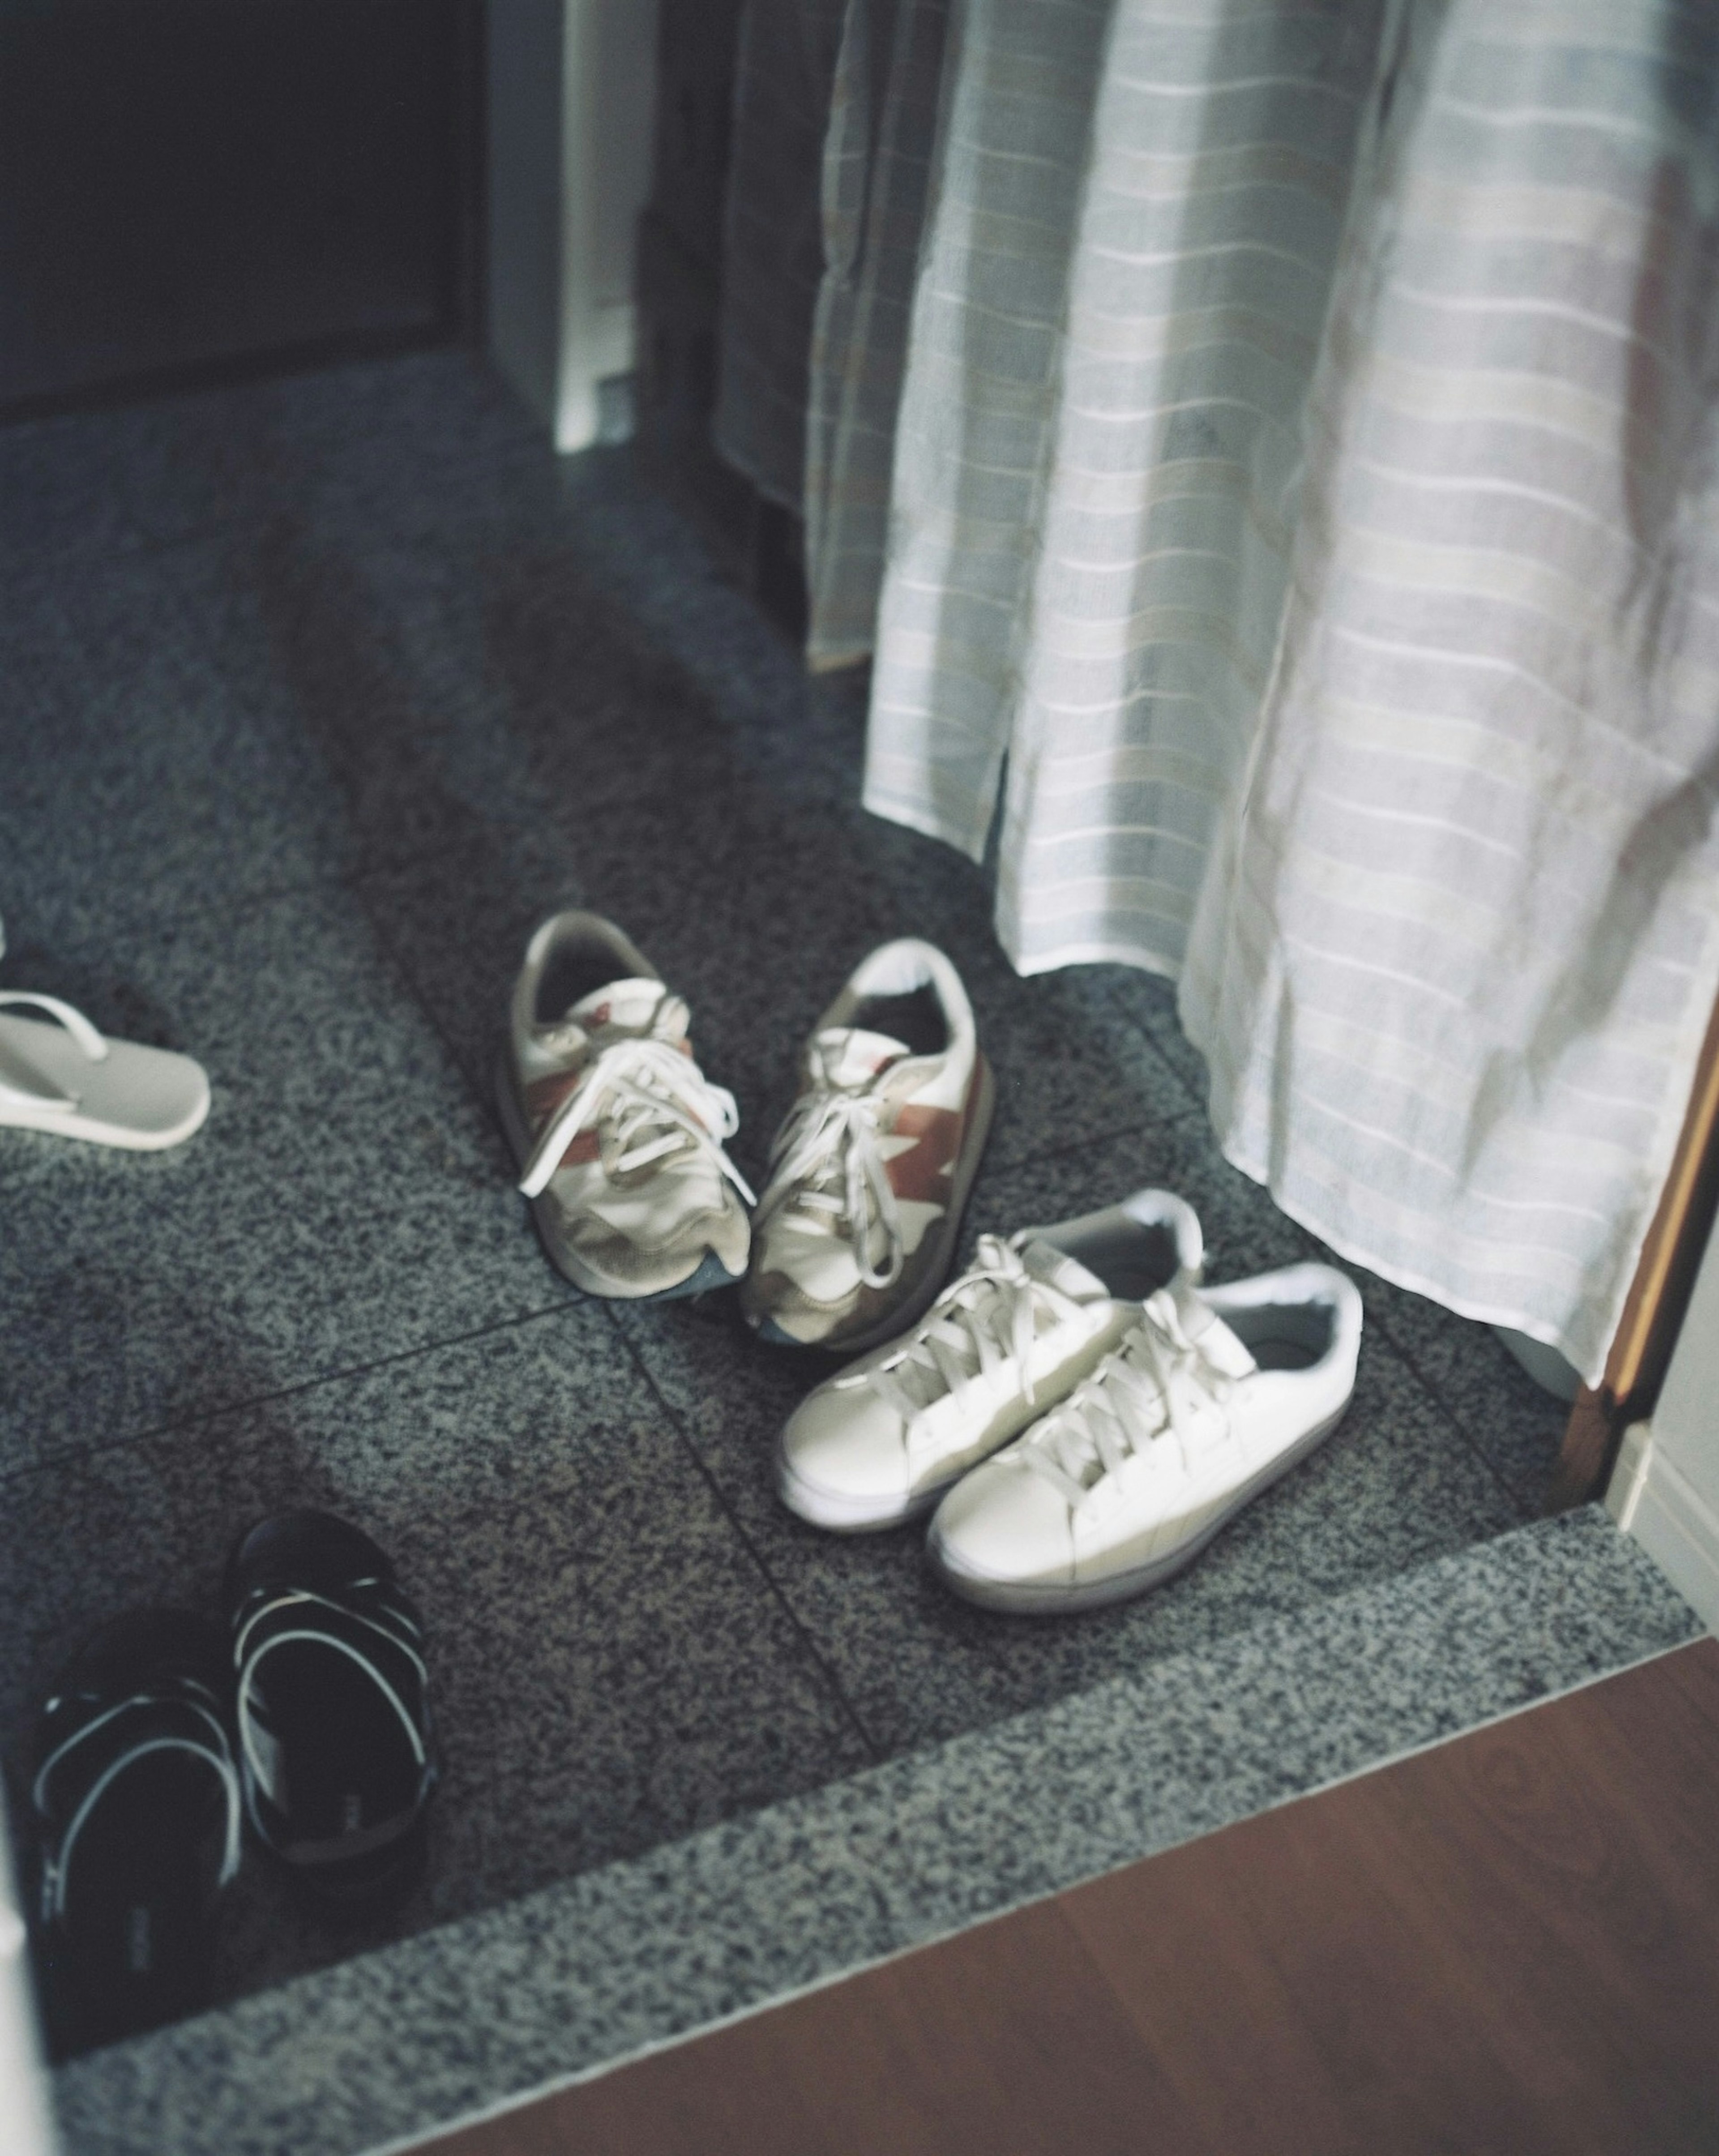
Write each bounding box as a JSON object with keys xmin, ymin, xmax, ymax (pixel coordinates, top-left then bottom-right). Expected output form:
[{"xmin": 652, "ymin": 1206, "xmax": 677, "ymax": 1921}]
[
  {"xmin": 839, "ymin": 0, "xmax": 1386, "ymax": 908},
  {"xmin": 729, "ymin": 0, "xmax": 1719, "ymax": 1380},
  {"xmin": 1180, "ymin": 0, "xmax": 1719, "ymax": 1381},
  {"xmin": 804, "ymin": 0, "xmax": 953, "ymax": 669}
]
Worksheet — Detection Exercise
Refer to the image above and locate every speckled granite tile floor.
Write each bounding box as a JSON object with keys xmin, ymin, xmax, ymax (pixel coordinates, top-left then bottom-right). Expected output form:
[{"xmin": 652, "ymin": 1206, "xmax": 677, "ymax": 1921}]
[{"xmin": 0, "ymin": 352, "xmax": 1687, "ymax": 2156}]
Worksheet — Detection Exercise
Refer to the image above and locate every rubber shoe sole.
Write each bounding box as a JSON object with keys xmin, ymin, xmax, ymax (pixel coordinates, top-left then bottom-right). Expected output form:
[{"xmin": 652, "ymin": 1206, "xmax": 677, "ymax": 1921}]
[
  {"xmin": 928, "ymin": 1401, "xmax": 1349, "ymax": 1613},
  {"xmin": 775, "ymin": 1446, "xmax": 950, "ymax": 1534}
]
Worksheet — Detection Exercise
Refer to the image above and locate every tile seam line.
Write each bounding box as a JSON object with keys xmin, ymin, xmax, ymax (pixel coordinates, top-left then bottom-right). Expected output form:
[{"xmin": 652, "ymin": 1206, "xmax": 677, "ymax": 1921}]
[
  {"xmin": 1360, "ymin": 1312, "xmax": 1547, "ymax": 1523},
  {"xmin": 1099, "ymin": 973, "xmax": 1209, "ymax": 1087},
  {"xmin": 41, "ymin": 840, "xmax": 517, "ymax": 949},
  {"xmin": 0, "ymin": 1295, "xmax": 587, "ymax": 1490},
  {"xmin": 982, "ymin": 1101, "xmax": 1212, "ymax": 1178},
  {"xmin": 222, "ymin": 840, "xmax": 509, "ymax": 928},
  {"xmin": 601, "ymin": 1306, "xmax": 887, "ymax": 1768},
  {"xmin": 3, "ymin": 830, "xmax": 545, "ymax": 998},
  {"xmin": 1122, "ymin": 1024, "xmax": 1210, "ymax": 1120}
]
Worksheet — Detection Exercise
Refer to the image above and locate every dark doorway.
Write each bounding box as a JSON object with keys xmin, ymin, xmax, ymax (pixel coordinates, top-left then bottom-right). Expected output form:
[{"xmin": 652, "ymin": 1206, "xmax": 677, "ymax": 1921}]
[{"xmin": 0, "ymin": 0, "xmax": 482, "ymax": 419}]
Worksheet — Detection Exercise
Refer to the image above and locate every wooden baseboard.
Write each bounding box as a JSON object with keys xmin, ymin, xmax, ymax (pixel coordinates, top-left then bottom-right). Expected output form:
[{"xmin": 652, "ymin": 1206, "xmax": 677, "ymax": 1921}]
[
  {"xmin": 1548, "ymin": 1386, "xmax": 1625, "ymax": 1514},
  {"xmin": 1550, "ymin": 991, "xmax": 1719, "ymax": 1510}
]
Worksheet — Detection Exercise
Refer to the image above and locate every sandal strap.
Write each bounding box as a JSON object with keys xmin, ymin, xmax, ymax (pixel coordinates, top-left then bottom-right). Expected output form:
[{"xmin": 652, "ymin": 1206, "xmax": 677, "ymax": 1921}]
[
  {"xmin": 34, "ymin": 1690, "xmax": 242, "ymax": 1916},
  {"xmin": 0, "ymin": 992, "xmax": 109, "ymax": 1112},
  {"xmin": 0, "ymin": 992, "xmax": 108, "ymax": 1060},
  {"xmin": 234, "ymin": 1584, "xmax": 434, "ymax": 1859}
]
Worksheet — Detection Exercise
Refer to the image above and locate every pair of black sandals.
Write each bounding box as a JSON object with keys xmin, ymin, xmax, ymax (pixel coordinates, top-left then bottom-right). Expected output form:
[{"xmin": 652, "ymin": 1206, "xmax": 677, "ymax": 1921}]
[{"xmin": 28, "ymin": 1509, "xmax": 436, "ymax": 2056}]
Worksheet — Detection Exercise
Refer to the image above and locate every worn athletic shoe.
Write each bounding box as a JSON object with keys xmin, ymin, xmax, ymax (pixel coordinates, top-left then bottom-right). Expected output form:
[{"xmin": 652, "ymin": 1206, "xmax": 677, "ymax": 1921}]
[
  {"xmin": 497, "ymin": 911, "xmax": 753, "ymax": 1300},
  {"xmin": 928, "ymin": 1262, "xmax": 1362, "ymax": 1612},
  {"xmin": 777, "ymin": 1190, "xmax": 1203, "ymax": 1530},
  {"xmin": 740, "ymin": 940, "xmax": 993, "ymax": 1353}
]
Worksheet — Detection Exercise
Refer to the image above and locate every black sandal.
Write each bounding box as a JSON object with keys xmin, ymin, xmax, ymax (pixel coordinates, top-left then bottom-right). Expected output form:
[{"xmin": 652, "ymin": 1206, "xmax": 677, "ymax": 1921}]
[
  {"xmin": 225, "ymin": 1509, "xmax": 436, "ymax": 1905},
  {"xmin": 30, "ymin": 1609, "xmax": 241, "ymax": 2057}
]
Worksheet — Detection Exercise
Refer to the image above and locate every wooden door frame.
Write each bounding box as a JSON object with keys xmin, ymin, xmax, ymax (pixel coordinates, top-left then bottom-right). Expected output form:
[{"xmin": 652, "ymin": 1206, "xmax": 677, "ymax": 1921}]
[{"xmin": 1549, "ymin": 993, "xmax": 1719, "ymax": 1511}]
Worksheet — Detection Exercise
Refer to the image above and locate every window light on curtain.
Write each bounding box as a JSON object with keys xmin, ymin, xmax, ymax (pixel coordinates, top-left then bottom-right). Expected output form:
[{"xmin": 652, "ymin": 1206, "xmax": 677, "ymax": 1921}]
[{"xmin": 719, "ymin": 0, "xmax": 1719, "ymax": 1389}]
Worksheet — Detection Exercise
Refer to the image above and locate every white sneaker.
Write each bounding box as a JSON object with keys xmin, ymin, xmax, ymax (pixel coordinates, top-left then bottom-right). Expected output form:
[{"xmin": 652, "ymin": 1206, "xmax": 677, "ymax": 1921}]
[
  {"xmin": 777, "ymin": 1189, "xmax": 1203, "ymax": 1531},
  {"xmin": 495, "ymin": 911, "xmax": 753, "ymax": 1299},
  {"xmin": 740, "ymin": 941, "xmax": 993, "ymax": 1353},
  {"xmin": 928, "ymin": 1263, "xmax": 1362, "ymax": 1611}
]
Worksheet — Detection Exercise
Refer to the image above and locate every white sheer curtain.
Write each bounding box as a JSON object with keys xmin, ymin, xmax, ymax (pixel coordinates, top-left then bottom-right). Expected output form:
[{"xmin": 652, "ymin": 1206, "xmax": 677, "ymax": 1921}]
[
  {"xmin": 804, "ymin": 0, "xmax": 954, "ymax": 668},
  {"xmin": 1179, "ymin": 0, "xmax": 1719, "ymax": 1383},
  {"xmin": 726, "ymin": 0, "xmax": 1719, "ymax": 1383}
]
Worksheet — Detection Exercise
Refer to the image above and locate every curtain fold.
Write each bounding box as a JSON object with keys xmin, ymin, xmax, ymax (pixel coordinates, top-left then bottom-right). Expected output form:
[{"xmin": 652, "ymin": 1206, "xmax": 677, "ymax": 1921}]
[
  {"xmin": 804, "ymin": 0, "xmax": 952, "ymax": 668},
  {"xmin": 726, "ymin": 0, "xmax": 1719, "ymax": 1383},
  {"xmin": 854, "ymin": 0, "xmax": 1384, "ymax": 954},
  {"xmin": 1180, "ymin": 0, "xmax": 1719, "ymax": 1382}
]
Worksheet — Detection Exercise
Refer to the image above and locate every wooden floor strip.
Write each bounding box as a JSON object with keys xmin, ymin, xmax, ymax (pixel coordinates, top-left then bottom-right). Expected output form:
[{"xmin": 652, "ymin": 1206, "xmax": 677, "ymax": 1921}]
[{"xmin": 422, "ymin": 1639, "xmax": 1719, "ymax": 2156}]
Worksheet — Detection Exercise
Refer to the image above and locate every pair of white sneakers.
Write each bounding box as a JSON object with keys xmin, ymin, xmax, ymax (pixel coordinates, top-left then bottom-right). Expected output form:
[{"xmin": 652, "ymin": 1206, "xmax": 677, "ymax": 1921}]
[
  {"xmin": 779, "ymin": 1193, "xmax": 1363, "ymax": 1614},
  {"xmin": 496, "ymin": 911, "xmax": 1362, "ymax": 1617},
  {"xmin": 496, "ymin": 913, "xmax": 994, "ymax": 1354}
]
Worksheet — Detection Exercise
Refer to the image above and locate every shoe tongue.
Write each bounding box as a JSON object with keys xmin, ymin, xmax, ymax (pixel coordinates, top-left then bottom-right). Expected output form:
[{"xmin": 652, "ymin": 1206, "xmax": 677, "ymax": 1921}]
[
  {"xmin": 1159, "ymin": 1281, "xmax": 1256, "ymax": 1378},
  {"xmin": 564, "ymin": 976, "xmax": 671, "ymax": 1041},
  {"xmin": 816, "ymin": 1025, "xmax": 911, "ymax": 1089},
  {"xmin": 1017, "ymin": 1236, "xmax": 1109, "ymax": 1304}
]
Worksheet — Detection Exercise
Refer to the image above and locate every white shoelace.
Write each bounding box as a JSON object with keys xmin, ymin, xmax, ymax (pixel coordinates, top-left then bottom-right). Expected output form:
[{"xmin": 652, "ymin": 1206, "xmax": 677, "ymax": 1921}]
[
  {"xmin": 1022, "ymin": 1290, "xmax": 1236, "ymax": 1508},
  {"xmin": 518, "ymin": 996, "xmax": 755, "ymax": 1204},
  {"xmin": 857, "ymin": 1233, "xmax": 1081, "ymax": 1420},
  {"xmin": 756, "ymin": 1042, "xmax": 904, "ymax": 1288}
]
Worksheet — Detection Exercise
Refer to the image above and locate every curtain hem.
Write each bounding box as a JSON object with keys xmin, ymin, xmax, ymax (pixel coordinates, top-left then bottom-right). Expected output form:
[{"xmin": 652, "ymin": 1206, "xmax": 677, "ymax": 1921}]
[
  {"xmin": 807, "ymin": 642, "xmax": 874, "ymax": 677},
  {"xmin": 861, "ymin": 786, "xmax": 989, "ymax": 865},
  {"xmin": 1005, "ymin": 933, "xmax": 1188, "ymax": 987},
  {"xmin": 1204, "ymin": 1117, "xmax": 1631, "ymax": 1389}
]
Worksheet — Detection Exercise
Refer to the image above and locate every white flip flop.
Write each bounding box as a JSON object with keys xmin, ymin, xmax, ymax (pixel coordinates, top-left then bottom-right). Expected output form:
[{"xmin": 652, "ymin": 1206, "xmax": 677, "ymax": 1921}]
[{"xmin": 0, "ymin": 992, "xmax": 210, "ymax": 1151}]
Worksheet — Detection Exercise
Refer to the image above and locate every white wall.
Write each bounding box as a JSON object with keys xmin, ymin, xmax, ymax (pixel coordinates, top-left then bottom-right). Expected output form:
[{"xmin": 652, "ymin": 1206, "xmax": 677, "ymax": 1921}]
[
  {"xmin": 0, "ymin": 1784, "xmax": 57, "ymax": 2156},
  {"xmin": 486, "ymin": 0, "xmax": 660, "ymax": 452},
  {"xmin": 1609, "ymin": 1210, "xmax": 1719, "ymax": 1631}
]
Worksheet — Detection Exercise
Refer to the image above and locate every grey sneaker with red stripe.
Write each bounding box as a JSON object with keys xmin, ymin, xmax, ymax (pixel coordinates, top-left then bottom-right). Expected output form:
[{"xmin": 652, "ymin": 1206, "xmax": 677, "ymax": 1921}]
[
  {"xmin": 496, "ymin": 912, "xmax": 753, "ymax": 1300},
  {"xmin": 740, "ymin": 940, "xmax": 993, "ymax": 1353}
]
